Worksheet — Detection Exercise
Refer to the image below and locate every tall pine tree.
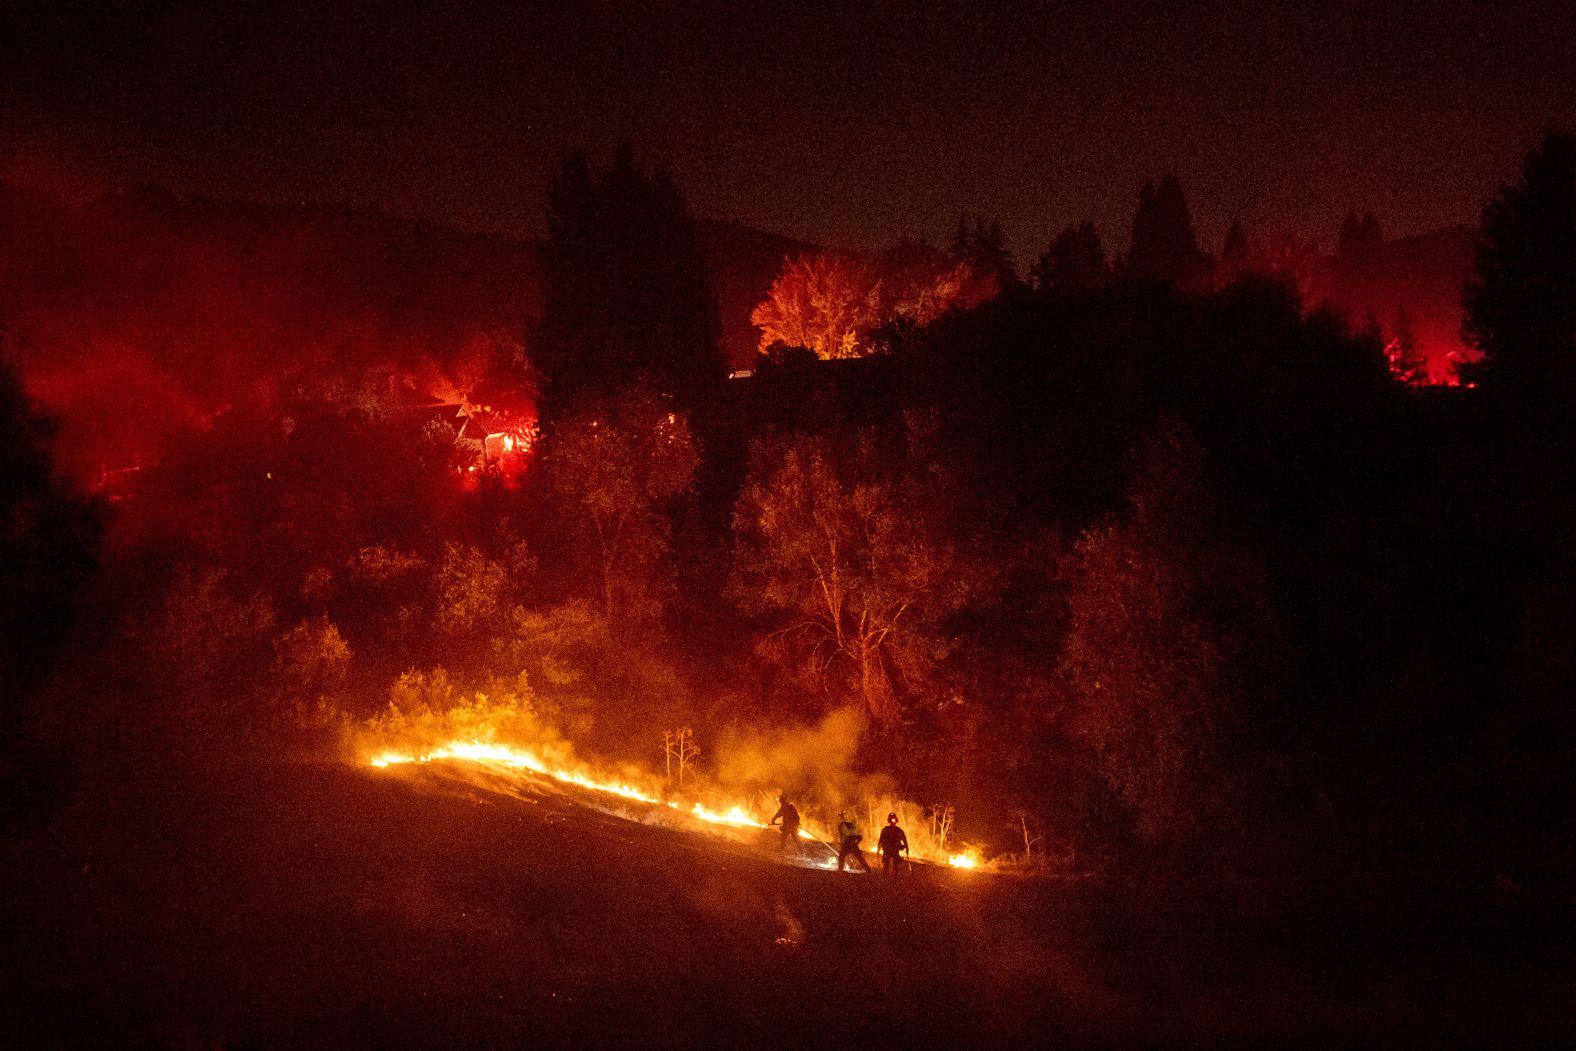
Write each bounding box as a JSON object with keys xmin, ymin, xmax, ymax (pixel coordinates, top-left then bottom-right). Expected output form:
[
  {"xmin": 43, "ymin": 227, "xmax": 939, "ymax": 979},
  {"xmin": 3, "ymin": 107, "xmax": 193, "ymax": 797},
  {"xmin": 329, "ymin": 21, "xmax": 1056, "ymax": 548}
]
[
  {"xmin": 533, "ymin": 145, "xmax": 722, "ymax": 421},
  {"xmin": 1127, "ymin": 176, "xmax": 1209, "ymax": 288},
  {"xmin": 1463, "ymin": 130, "xmax": 1576, "ymax": 401}
]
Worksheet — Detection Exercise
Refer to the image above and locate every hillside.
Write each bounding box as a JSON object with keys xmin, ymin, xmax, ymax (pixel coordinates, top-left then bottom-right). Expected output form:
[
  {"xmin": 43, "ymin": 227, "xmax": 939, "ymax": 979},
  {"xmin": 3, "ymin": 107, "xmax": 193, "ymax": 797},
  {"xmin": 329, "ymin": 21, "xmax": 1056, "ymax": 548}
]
[
  {"xmin": 0, "ymin": 182, "xmax": 806, "ymax": 485},
  {"xmin": 2, "ymin": 753, "xmax": 1570, "ymax": 1047}
]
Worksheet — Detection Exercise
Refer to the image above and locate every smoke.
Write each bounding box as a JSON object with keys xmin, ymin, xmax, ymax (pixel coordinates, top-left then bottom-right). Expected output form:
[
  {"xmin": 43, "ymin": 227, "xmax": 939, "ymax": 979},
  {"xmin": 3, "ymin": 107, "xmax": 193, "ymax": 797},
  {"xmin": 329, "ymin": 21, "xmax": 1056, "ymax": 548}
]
[
  {"xmin": 711, "ymin": 705, "xmax": 937, "ymax": 848},
  {"xmin": 362, "ymin": 694, "xmax": 978, "ymax": 865},
  {"xmin": 712, "ymin": 705, "xmax": 869, "ymax": 801}
]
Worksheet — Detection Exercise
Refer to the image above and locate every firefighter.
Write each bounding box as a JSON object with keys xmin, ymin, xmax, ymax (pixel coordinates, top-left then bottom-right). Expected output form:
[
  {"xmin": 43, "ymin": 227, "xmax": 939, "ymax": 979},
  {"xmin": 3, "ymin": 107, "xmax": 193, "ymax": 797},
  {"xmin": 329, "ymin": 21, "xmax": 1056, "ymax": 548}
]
[
  {"xmin": 769, "ymin": 793, "xmax": 801, "ymax": 854},
  {"xmin": 836, "ymin": 810, "xmax": 871, "ymax": 872},
  {"xmin": 877, "ymin": 812, "xmax": 909, "ymax": 874}
]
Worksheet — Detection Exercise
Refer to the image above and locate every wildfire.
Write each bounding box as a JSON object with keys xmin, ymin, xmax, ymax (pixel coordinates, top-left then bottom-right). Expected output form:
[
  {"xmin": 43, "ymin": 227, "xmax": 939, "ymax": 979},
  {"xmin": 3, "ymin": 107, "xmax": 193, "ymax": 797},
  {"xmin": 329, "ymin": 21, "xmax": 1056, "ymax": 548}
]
[
  {"xmin": 690, "ymin": 803, "xmax": 764, "ymax": 828},
  {"xmin": 368, "ymin": 739, "xmax": 982, "ymax": 869},
  {"xmin": 372, "ymin": 741, "xmax": 659, "ymax": 805}
]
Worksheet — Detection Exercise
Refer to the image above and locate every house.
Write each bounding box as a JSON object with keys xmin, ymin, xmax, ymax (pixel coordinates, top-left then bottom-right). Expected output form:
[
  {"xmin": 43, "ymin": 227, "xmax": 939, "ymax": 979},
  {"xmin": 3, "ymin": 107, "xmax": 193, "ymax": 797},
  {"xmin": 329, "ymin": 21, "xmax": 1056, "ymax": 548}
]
[{"xmin": 454, "ymin": 402, "xmax": 537, "ymax": 466}]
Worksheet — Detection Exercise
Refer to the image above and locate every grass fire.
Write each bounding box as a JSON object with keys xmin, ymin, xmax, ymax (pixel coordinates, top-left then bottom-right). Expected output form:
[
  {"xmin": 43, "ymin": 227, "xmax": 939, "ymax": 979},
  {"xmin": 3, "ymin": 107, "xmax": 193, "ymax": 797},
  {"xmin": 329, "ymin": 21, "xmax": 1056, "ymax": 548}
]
[
  {"xmin": 362, "ymin": 730, "xmax": 983, "ymax": 871},
  {"xmin": 5, "ymin": 8, "xmax": 1576, "ymax": 1045}
]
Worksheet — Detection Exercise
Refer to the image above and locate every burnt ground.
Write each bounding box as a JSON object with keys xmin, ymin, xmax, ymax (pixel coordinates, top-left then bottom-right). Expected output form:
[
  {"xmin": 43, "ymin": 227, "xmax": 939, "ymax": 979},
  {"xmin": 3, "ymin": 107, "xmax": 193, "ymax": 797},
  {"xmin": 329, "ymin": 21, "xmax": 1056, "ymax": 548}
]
[{"xmin": 2, "ymin": 758, "xmax": 1572, "ymax": 1049}]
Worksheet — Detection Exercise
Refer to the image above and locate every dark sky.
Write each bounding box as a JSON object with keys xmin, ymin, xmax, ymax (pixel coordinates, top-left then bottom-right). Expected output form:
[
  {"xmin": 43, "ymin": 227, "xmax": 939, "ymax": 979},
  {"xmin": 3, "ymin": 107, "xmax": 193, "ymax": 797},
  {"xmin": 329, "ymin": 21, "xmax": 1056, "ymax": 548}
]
[{"xmin": 5, "ymin": 0, "xmax": 1574, "ymax": 256}]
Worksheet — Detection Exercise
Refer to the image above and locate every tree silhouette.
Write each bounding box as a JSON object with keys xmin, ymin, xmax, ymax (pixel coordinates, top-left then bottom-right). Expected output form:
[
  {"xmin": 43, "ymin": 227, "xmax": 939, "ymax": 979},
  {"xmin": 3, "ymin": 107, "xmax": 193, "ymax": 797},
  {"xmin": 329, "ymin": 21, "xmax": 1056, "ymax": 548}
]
[
  {"xmin": 877, "ymin": 239, "xmax": 997, "ymax": 327},
  {"xmin": 0, "ymin": 349, "xmax": 100, "ymax": 827},
  {"xmin": 1335, "ymin": 210, "xmax": 1383, "ymax": 262},
  {"xmin": 973, "ymin": 219, "xmax": 1018, "ymax": 291},
  {"xmin": 533, "ymin": 145, "xmax": 722, "ymax": 420},
  {"xmin": 951, "ymin": 214, "xmax": 1018, "ymax": 291},
  {"xmin": 1031, "ymin": 222, "xmax": 1107, "ymax": 293},
  {"xmin": 950, "ymin": 214, "xmax": 972, "ymax": 259},
  {"xmin": 1060, "ymin": 422, "xmax": 1278, "ymax": 848},
  {"xmin": 1463, "ymin": 130, "xmax": 1576, "ymax": 401},
  {"xmin": 1333, "ymin": 209, "xmax": 1386, "ymax": 300},
  {"xmin": 1126, "ymin": 176, "xmax": 1210, "ymax": 289}
]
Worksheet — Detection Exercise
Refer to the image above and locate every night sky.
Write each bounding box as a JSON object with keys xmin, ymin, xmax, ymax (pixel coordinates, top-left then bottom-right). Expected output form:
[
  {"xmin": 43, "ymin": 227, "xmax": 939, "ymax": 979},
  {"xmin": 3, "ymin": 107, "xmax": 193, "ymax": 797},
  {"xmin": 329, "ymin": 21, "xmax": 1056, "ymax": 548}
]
[{"xmin": 5, "ymin": 0, "xmax": 1575, "ymax": 254}]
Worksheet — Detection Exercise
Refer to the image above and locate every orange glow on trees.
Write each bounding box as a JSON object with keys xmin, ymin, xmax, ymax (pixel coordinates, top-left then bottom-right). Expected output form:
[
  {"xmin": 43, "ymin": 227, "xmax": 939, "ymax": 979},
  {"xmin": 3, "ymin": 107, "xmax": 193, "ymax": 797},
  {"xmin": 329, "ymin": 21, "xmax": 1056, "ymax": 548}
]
[
  {"xmin": 752, "ymin": 246, "xmax": 999, "ymax": 360},
  {"xmin": 751, "ymin": 251, "xmax": 881, "ymax": 359},
  {"xmin": 543, "ymin": 386, "xmax": 699, "ymax": 625},
  {"xmin": 730, "ymin": 429, "xmax": 976, "ymax": 727}
]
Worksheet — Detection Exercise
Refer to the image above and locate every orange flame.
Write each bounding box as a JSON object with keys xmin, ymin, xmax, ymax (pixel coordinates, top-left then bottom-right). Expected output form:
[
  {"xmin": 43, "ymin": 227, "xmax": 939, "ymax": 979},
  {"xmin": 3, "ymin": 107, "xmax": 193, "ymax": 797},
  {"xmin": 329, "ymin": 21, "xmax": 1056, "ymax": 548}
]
[{"xmin": 367, "ymin": 739, "xmax": 983, "ymax": 869}]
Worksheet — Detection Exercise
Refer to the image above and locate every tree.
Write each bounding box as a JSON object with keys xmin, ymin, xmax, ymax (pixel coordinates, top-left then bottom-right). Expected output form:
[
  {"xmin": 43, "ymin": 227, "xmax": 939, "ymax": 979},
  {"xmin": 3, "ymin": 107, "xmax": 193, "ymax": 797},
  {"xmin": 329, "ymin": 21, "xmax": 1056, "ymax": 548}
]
[
  {"xmin": 544, "ymin": 386, "xmax": 699, "ymax": 625},
  {"xmin": 137, "ymin": 566, "xmax": 277, "ymax": 736},
  {"xmin": 271, "ymin": 616, "xmax": 352, "ymax": 726},
  {"xmin": 662, "ymin": 726, "xmax": 700, "ymax": 784},
  {"xmin": 729, "ymin": 427, "xmax": 972, "ymax": 726},
  {"xmin": 1335, "ymin": 210, "xmax": 1384, "ymax": 263},
  {"xmin": 751, "ymin": 251, "xmax": 882, "ymax": 359},
  {"xmin": 1217, "ymin": 220, "xmax": 1251, "ymax": 288},
  {"xmin": 1263, "ymin": 230, "xmax": 1324, "ymax": 302},
  {"xmin": 928, "ymin": 802, "xmax": 956, "ymax": 856},
  {"xmin": 1007, "ymin": 808, "xmax": 1042, "ymax": 864},
  {"xmin": 971, "ymin": 219, "xmax": 1018, "ymax": 291},
  {"xmin": 533, "ymin": 145, "xmax": 722, "ymax": 419},
  {"xmin": 951, "ymin": 215, "xmax": 1017, "ymax": 291},
  {"xmin": 1060, "ymin": 423, "xmax": 1278, "ymax": 848},
  {"xmin": 878, "ymin": 239, "xmax": 997, "ymax": 327},
  {"xmin": 0, "ymin": 350, "xmax": 100, "ymax": 826},
  {"xmin": 1127, "ymin": 176, "xmax": 1210, "ymax": 288},
  {"xmin": 489, "ymin": 599, "xmax": 690, "ymax": 748},
  {"xmin": 1463, "ymin": 130, "xmax": 1576, "ymax": 399},
  {"xmin": 1385, "ymin": 305, "xmax": 1430, "ymax": 386},
  {"xmin": 1031, "ymin": 223, "xmax": 1108, "ymax": 293},
  {"xmin": 951, "ymin": 214, "xmax": 972, "ymax": 259},
  {"xmin": 433, "ymin": 543, "xmax": 510, "ymax": 635},
  {"xmin": 1333, "ymin": 210, "xmax": 1386, "ymax": 302},
  {"xmin": 416, "ymin": 418, "xmax": 466, "ymax": 476}
]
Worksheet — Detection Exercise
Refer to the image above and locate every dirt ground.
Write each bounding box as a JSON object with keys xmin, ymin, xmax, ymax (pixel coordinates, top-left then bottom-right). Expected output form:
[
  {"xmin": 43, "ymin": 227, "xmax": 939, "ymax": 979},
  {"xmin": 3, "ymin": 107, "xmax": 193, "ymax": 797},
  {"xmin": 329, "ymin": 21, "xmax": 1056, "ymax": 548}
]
[{"xmin": 3, "ymin": 759, "xmax": 1571, "ymax": 1048}]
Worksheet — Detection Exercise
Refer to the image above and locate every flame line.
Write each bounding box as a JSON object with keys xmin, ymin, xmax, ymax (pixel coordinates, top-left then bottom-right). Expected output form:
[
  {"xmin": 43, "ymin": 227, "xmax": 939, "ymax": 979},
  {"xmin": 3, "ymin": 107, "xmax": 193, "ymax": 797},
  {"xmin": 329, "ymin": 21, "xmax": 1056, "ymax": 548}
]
[{"xmin": 369, "ymin": 741, "xmax": 975, "ymax": 869}]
